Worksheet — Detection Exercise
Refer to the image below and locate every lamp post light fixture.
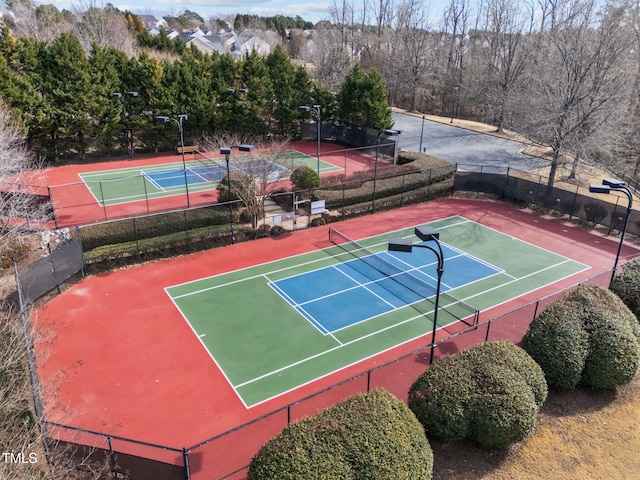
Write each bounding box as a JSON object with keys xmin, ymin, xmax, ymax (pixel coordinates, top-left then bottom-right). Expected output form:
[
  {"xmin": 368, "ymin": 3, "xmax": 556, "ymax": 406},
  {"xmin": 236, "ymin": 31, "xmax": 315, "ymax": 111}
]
[
  {"xmin": 154, "ymin": 114, "xmax": 189, "ymax": 206},
  {"xmin": 388, "ymin": 225, "xmax": 444, "ymax": 364},
  {"xmin": 372, "ymin": 129, "xmax": 402, "ymax": 211},
  {"xmin": 589, "ymin": 178, "xmax": 634, "ymax": 284},
  {"xmin": 298, "ymin": 104, "xmax": 322, "ymax": 175},
  {"xmin": 112, "ymin": 91, "xmax": 138, "ymax": 155},
  {"xmin": 220, "ymin": 144, "xmax": 254, "ymax": 244},
  {"xmin": 419, "ymin": 112, "xmax": 426, "ymax": 153}
]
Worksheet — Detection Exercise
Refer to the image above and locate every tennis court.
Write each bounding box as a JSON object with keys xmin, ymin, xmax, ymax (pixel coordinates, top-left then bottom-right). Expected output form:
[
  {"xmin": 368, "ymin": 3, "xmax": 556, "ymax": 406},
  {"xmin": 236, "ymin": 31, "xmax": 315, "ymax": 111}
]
[
  {"xmin": 78, "ymin": 150, "xmax": 341, "ymax": 207},
  {"xmin": 166, "ymin": 215, "xmax": 589, "ymax": 407}
]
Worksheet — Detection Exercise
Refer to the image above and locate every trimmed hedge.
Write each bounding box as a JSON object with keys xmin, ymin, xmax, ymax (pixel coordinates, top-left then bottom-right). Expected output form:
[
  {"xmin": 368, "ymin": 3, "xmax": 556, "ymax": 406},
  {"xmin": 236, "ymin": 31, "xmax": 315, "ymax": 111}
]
[
  {"xmin": 610, "ymin": 257, "xmax": 640, "ymax": 320},
  {"xmin": 290, "ymin": 165, "xmax": 320, "ymax": 190},
  {"xmin": 522, "ymin": 285, "xmax": 640, "ymax": 390},
  {"xmin": 248, "ymin": 389, "xmax": 433, "ymax": 480},
  {"xmin": 408, "ymin": 341, "xmax": 547, "ymax": 449}
]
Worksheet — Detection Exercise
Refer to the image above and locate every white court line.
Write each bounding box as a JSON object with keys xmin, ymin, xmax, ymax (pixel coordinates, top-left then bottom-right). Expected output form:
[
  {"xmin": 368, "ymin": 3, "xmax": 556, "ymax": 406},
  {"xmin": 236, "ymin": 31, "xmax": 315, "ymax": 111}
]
[
  {"xmin": 165, "ymin": 215, "xmax": 592, "ymax": 406},
  {"xmin": 140, "ymin": 169, "xmax": 165, "ymax": 191},
  {"xmin": 234, "ymin": 259, "xmax": 591, "ymax": 395}
]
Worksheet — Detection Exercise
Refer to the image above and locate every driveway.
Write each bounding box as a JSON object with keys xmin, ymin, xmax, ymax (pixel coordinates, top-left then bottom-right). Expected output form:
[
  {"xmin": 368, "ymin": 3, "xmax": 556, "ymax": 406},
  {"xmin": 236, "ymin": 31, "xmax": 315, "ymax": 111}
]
[{"xmin": 391, "ymin": 111, "xmax": 548, "ymax": 172}]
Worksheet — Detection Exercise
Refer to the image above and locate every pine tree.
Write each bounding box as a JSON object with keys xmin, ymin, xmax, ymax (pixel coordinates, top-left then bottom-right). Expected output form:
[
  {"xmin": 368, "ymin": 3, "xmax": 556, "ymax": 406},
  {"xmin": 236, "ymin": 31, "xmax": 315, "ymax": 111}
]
[{"xmin": 337, "ymin": 64, "xmax": 393, "ymax": 130}]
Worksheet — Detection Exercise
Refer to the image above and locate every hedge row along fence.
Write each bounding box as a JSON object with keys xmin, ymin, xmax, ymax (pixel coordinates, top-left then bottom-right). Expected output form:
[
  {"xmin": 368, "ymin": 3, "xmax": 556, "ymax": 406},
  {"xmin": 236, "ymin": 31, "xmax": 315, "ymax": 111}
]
[{"xmin": 79, "ymin": 155, "xmax": 455, "ymax": 270}]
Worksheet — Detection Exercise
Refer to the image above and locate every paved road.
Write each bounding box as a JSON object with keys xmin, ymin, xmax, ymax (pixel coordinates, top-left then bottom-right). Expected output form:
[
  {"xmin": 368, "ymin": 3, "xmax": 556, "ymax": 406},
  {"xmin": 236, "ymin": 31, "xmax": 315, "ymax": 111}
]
[{"xmin": 391, "ymin": 111, "xmax": 548, "ymax": 172}]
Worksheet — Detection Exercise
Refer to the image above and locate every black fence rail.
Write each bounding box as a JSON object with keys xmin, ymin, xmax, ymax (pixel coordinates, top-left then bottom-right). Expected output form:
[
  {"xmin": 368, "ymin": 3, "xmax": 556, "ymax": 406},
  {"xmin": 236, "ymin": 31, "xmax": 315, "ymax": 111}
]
[{"xmin": 454, "ymin": 165, "xmax": 640, "ymax": 236}]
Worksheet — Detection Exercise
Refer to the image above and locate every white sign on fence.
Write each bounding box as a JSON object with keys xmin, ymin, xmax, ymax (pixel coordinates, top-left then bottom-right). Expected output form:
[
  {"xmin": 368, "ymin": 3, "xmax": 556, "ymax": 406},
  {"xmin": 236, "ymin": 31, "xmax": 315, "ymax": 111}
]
[{"xmin": 311, "ymin": 200, "xmax": 327, "ymax": 215}]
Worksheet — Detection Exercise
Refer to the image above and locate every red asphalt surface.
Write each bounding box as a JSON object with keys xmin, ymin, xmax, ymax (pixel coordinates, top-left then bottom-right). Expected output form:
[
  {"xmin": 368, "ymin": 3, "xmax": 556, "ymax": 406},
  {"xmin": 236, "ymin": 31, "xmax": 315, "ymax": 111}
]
[{"xmin": 33, "ymin": 198, "xmax": 640, "ymax": 470}]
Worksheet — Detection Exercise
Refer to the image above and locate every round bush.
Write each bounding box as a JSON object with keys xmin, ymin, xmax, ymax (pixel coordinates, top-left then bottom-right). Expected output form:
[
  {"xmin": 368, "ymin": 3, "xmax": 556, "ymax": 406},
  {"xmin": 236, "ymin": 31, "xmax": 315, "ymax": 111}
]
[
  {"xmin": 522, "ymin": 285, "xmax": 640, "ymax": 390},
  {"xmin": 290, "ymin": 165, "xmax": 320, "ymax": 191},
  {"xmin": 521, "ymin": 302, "xmax": 589, "ymax": 389},
  {"xmin": 610, "ymin": 257, "xmax": 640, "ymax": 319},
  {"xmin": 248, "ymin": 389, "xmax": 433, "ymax": 480},
  {"xmin": 408, "ymin": 341, "xmax": 547, "ymax": 449}
]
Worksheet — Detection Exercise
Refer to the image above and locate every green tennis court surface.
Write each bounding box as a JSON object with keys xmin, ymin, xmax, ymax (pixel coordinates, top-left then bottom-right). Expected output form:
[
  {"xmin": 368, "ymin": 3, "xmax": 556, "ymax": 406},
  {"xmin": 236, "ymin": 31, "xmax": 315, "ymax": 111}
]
[
  {"xmin": 78, "ymin": 150, "xmax": 341, "ymax": 206},
  {"xmin": 166, "ymin": 216, "xmax": 589, "ymax": 407}
]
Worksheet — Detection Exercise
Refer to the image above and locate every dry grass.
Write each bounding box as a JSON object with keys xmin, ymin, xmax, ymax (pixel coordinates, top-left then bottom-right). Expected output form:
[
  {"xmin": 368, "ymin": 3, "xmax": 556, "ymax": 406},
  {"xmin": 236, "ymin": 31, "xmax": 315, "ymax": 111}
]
[{"xmin": 431, "ymin": 374, "xmax": 640, "ymax": 480}]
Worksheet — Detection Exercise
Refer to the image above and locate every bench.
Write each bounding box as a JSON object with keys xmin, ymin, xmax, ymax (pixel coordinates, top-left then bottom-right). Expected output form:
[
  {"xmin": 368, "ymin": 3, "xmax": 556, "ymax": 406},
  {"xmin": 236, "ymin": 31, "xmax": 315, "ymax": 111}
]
[{"xmin": 176, "ymin": 145, "xmax": 198, "ymax": 154}]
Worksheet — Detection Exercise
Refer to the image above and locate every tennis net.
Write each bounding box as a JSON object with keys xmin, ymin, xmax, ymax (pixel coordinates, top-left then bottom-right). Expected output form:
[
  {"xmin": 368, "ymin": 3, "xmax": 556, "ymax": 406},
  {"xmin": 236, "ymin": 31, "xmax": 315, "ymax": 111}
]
[{"xmin": 328, "ymin": 227, "xmax": 479, "ymax": 326}]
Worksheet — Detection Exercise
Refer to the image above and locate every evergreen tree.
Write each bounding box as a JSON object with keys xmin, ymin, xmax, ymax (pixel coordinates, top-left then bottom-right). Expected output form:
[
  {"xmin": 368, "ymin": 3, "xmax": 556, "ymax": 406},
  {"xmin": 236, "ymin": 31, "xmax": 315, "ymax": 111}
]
[
  {"xmin": 89, "ymin": 44, "xmax": 126, "ymax": 155},
  {"xmin": 337, "ymin": 64, "xmax": 393, "ymax": 130},
  {"xmin": 238, "ymin": 51, "xmax": 271, "ymax": 137},
  {"xmin": 40, "ymin": 33, "xmax": 94, "ymax": 158},
  {"xmin": 265, "ymin": 45, "xmax": 310, "ymax": 137}
]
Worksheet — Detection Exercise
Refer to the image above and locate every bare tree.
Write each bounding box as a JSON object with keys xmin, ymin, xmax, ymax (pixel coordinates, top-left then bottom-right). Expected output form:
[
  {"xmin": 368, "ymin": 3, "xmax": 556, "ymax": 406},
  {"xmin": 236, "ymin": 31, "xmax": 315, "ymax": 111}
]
[
  {"xmin": 199, "ymin": 135, "xmax": 293, "ymax": 229},
  {"xmin": 2, "ymin": 1, "xmax": 69, "ymax": 43},
  {"xmin": 0, "ymin": 99, "xmax": 50, "ymax": 260},
  {"xmin": 474, "ymin": 0, "xmax": 534, "ymax": 131},
  {"xmin": 519, "ymin": 0, "xmax": 633, "ymax": 189},
  {"xmin": 302, "ymin": 26, "xmax": 353, "ymax": 91},
  {"xmin": 440, "ymin": 0, "xmax": 472, "ymax": 117},
  {"xmin": 389, "ymin": 0, "xmax": 433, "ymax": 110},
  {"xmin": 73, "ymin": 0, "xmax": 137, "ymax": 55}
]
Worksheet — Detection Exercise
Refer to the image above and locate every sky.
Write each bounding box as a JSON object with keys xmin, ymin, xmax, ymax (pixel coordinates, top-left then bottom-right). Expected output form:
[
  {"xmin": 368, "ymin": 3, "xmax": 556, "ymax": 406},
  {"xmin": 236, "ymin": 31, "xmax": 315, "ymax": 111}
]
[
  {"xmin": 38, "ymin": 0, "xmax": 337, "ymax": 25},
  {"xmin": 32, "ymin": 0, "xmax": 453, "ymax": 27}
]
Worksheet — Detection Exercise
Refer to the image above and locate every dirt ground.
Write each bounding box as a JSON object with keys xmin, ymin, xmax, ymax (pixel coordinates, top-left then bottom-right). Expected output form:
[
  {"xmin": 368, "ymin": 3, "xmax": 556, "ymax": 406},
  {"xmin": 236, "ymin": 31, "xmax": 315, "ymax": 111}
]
[{"xmin": 417, "ymin": 113, "xmax": 640, "ymax": 480}]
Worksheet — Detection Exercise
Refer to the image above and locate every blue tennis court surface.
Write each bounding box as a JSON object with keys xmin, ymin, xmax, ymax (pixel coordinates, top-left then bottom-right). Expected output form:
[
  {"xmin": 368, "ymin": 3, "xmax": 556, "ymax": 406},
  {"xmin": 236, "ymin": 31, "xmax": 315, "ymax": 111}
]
[
  {"xmin": 142, "ymin": 161, "xmax": 289, "ymax": 189},
  {"xmin": 270, "ymin": 243, "xmax": 502, "ymax": 334}
]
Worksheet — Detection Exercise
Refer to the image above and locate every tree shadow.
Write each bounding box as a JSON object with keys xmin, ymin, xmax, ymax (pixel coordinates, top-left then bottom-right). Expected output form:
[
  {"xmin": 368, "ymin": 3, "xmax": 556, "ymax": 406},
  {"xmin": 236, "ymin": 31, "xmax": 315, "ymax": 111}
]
[
  {"xmin": 542, "ymin": 384, "xmax": 621, "ymax": 417},
  {"xmin": 430, "ymin": 437, "xmax": 513, "ymax": 480}
]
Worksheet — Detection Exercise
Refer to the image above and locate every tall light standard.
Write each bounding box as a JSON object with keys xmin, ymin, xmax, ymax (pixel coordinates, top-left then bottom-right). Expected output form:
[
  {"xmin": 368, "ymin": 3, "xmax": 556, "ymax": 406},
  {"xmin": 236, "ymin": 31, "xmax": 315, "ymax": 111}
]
[
  {"xmin": 298, "ymin": 104, "xmax": 322, "ymax": 175},
  {"xmin": 112, "ymin": 91, "xmax": 138, "ymax": 155},
  {"xmin": 388, "ymin": 226, "xmax": 444, "ymax": 364},
  {"xmin": 589, "ymin": 178, "xmax": 634, "ymax": 284},
  {"xmin": 372, "ymin": 129, "xmax": 402, "ymax": 211},
  {"xmin": 220, "ymin": 144, "xmax": 254, "ymax": 244},
  {"xmin": 419, "ymin": 112, "xmax": 426, "ymax": 153},
  {"xmin": 154, "ymin": 114, "xmax": 189, "ymax": 206}
]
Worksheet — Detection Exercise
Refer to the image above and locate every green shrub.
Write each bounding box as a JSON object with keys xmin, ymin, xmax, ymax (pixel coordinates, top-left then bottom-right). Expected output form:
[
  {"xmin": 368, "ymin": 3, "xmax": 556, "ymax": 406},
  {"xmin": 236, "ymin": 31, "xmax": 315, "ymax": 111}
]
[
  {"xmin": 610, "ymin": 257, "xmax": 640, "ymax": 319},
  {"xmin": 408, "ymin": 341, "xmax": 547, "ymax": 449},
  {"xmin": 291, "ymin": 165, "xmax": 320, "ymax": 190},
  {"xmin": 269, "ymin": 225, "xmax": 286, "ymax": 237},
  {"xmin": 522, "ymin": 285, "xmax": 640, "ymax": 390},
  {"xmin": 248, "ymin": 389, "xmax": 433, "ymax": 480}
]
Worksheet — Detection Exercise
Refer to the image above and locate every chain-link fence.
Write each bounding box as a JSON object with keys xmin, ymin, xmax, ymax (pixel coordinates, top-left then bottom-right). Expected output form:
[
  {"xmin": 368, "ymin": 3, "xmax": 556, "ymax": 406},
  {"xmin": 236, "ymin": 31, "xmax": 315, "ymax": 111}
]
[
  {"xmin": 454, "ymin": 165, "xmax": 640, "ymax": 235},
  {"xmin": 12, "ymin": 164, "xmax": 633, "ymax": 479}
]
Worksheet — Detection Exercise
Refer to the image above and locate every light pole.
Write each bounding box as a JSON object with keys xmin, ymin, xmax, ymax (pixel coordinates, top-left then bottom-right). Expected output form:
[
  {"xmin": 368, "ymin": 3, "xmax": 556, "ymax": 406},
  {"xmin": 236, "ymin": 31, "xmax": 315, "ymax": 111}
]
[
  {"xmin": 154, "ymin": 114, "xmax": 189, "ymax": 206},
  {"xmin": 220, "ymin": 144, "xmax": 254, "ymax": 244},
  {"xmin": 298, "ymin": 104, "xmax": 322, "ymax": 175},
  {"xmin": 112, "ymin": 91, "xmax": 138, "ymax": 155},
  {"xmin": 588, "ymin": 178, "xmax": 633, "ymax": 284},
  {"xmin": 419, "ymin": 112, "xmax": 426, "ymax": 153},
  {"xmin": 388, "ymin": 225, "xmax": 444, "ymax": 364},
  {"xmin": 372, "ymin": 129, "xmax": 402, "ymax": 211}
]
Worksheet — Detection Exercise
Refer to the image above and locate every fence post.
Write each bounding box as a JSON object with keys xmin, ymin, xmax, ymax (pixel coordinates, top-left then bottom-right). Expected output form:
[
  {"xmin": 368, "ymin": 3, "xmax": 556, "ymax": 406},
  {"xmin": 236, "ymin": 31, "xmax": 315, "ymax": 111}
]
[
  {"xmin": 107, "ymin": 436, "xmax": 116, "ymax": 473},
  {"xmin": 502, "ymin": 167, "xmax": 510, "ymax": 199},
  {"xmin": 99, "ymin": 181, "xmax": 108, "ymax": 220},
  {"xmin": 133, "ymin": 217, "xmax": 140, "ymax": 260},
  {"xmin": 48, "ymin": 186, "xmax": 59, "ymax": 229},
  {"xmin": 183, "ymin": 448, "xmax": 191, "ymax": 480},
  {"xmin": 608, "ymin": 196, "xmax": 621, "ymax": 235},
  {"xmin": 569, "ymin": 185, "xmax": 579, "ymax": 220},
  {"xmin": 142, "ymin": 174, "xmax": 150, "ymax": 214}
]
